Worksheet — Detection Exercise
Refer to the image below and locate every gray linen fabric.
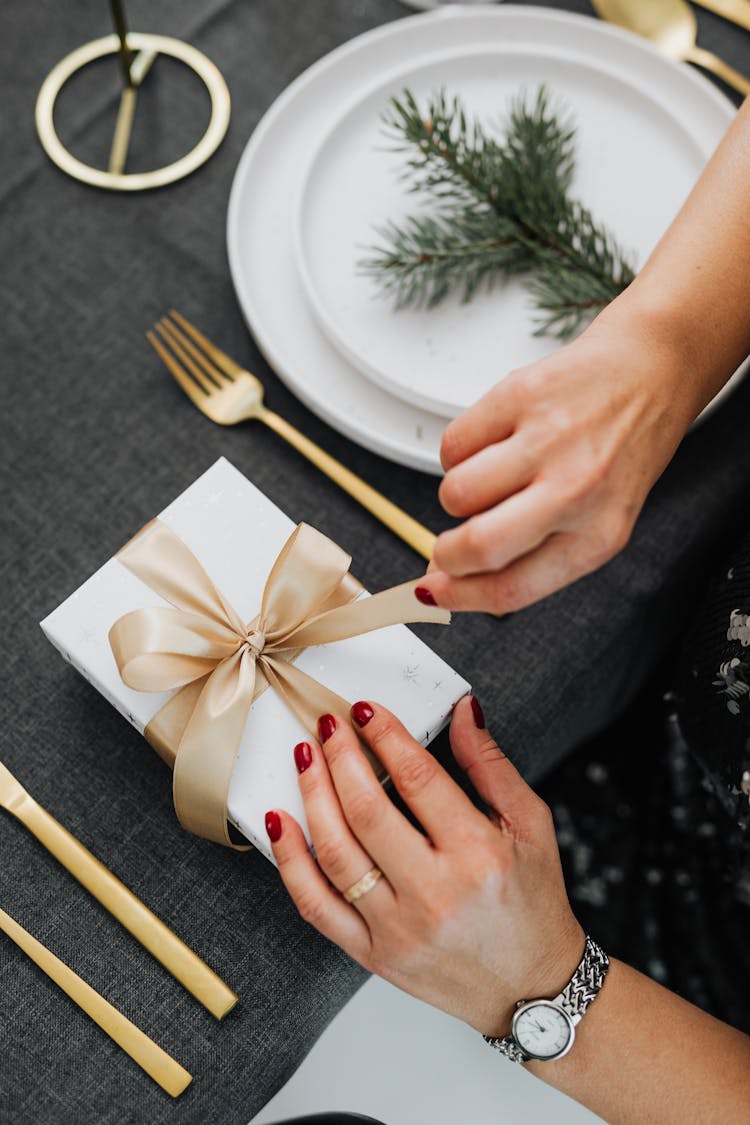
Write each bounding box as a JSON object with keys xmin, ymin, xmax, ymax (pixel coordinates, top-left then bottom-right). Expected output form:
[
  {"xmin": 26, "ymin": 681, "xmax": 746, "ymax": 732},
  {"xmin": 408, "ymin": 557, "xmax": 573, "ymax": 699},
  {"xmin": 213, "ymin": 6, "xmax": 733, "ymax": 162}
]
[{"xmin": 1, "ymin": 1, "xmax": 748, "ymax": 1121}]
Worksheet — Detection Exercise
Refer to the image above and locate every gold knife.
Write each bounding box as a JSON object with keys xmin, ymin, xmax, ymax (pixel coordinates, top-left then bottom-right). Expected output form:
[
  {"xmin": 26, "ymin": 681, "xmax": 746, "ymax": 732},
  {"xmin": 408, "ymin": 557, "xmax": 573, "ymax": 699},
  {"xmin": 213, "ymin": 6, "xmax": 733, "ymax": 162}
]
[
  {"xmin": 692, "ymin": 0, "xmax": 750, "ymax": 33},
  {"xmin": 0, "ymin": 906, "xmax": 192, "ymax": 1097},
  {"xmin": 0, "ymin": 759, "xmax": 237, "ymax": 1020}
]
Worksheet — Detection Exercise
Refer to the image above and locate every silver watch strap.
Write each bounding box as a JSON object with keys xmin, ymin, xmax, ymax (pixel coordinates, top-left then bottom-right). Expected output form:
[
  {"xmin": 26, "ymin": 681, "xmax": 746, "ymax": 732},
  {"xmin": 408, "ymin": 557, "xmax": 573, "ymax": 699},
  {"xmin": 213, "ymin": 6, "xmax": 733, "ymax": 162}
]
[
  {"xmin": 558, "ymin": 935, "xmax": 609, "ymax": 1022},
  {"xmin": 483, "ymin": 1034, "xmax": 527, "ymax": 1063},
  {"xmin": 483, "ymin": 934, "xmax": 608, "ymax": 1061}
]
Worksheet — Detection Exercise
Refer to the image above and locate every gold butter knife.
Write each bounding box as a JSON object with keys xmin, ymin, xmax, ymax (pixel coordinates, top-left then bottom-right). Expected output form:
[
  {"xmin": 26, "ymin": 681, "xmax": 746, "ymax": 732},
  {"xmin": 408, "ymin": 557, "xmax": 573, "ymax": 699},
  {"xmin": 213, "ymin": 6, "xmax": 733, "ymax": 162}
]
[
  {"xmin": 0, "ymin": 760, "xmax": 237, "ymax": 1020},
  {"xmin": 692, "ymin": 0, "xmax": 750, "ymax": 34},
  {"xmin": 0, "ymin": 906, "xmax": 192, "ymax": 1097}
]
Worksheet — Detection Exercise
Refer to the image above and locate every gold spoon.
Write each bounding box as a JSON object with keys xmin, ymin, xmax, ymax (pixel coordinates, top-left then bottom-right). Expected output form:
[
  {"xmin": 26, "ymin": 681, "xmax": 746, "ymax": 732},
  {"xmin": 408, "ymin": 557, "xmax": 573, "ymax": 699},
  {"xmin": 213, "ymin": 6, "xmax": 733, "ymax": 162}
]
[{"xmin": 592, "ymin": 0, "xmax": 750, "ymax": 96}]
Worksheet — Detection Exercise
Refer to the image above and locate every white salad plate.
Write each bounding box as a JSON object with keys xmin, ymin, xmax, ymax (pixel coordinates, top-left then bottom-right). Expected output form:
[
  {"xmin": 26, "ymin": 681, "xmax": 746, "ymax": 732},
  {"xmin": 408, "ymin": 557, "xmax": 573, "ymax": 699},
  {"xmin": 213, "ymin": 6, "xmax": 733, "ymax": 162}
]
[{"xmin": 227, "ymin": 6, "xmax": 739, "ymax": 473}]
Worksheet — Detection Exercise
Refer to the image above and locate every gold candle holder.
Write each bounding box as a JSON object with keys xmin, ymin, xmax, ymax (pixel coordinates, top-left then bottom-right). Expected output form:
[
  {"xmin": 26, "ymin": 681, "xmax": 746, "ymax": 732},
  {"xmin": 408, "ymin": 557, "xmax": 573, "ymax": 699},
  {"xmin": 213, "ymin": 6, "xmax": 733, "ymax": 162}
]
[{"xmin": 35, "ymin": 0, "xmax": 230, "ymax": 191}]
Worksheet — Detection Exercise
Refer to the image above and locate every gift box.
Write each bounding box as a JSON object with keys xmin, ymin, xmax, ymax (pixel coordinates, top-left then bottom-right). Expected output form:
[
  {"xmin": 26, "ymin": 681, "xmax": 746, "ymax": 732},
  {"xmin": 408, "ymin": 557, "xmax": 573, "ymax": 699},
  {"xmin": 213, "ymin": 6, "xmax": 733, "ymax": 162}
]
[{"xmin": 41, "ymin": 458, "xmax": 470, "ymax": 863}]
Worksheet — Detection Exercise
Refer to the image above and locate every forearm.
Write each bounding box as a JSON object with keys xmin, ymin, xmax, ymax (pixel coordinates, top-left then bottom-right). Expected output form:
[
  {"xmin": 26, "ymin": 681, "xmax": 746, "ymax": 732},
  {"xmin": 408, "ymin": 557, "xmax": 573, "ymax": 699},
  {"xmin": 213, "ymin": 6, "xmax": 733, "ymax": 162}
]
[
  {"xmin": 526, "ymin": 957, "xmax": 750, "ymax": 1124},
  {"xmin": 597, "ymin": 98, "xmax": 750, "ymax": 421}
]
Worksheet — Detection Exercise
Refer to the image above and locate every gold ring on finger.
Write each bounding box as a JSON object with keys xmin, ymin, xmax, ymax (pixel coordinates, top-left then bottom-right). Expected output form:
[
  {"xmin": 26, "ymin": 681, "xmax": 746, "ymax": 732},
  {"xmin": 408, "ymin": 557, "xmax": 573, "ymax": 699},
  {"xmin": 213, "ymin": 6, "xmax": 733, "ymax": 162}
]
[{"xmin": 343, "ymin": 866, "xmax": 383, "ymax": 904}]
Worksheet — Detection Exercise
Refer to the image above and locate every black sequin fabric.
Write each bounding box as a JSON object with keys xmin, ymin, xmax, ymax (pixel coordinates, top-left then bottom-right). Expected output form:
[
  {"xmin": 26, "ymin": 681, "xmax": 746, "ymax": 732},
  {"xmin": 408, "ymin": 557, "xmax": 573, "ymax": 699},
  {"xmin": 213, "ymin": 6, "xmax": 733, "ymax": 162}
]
[{"xmin": 537, "ymin": 530, "xmax": 750, "ymax": 1035}]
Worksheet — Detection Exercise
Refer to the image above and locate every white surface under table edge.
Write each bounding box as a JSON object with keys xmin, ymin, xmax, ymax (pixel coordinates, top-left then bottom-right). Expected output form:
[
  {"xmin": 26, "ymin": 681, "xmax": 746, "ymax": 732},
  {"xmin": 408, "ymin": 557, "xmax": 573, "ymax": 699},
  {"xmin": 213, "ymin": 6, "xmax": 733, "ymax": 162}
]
[{"xmin": 250, "ymin": 975, "xmax": 606, "ymax": 1125}]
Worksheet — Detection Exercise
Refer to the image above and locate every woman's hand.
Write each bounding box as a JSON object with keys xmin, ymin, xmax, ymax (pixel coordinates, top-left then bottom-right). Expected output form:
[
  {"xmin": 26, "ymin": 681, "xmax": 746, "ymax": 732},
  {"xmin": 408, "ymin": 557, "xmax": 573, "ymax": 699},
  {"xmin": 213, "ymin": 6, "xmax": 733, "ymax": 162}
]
[
  {"xmin": 266, "ymin": 696, "xmax": 583, "ymax": 1037},
  {"xmin": 422, "ymin": 98, "xmax": 750, "ymax": 619},
  {"xmin": 420, "ymin": 297, "xmax": 701, "ymax": 615}
]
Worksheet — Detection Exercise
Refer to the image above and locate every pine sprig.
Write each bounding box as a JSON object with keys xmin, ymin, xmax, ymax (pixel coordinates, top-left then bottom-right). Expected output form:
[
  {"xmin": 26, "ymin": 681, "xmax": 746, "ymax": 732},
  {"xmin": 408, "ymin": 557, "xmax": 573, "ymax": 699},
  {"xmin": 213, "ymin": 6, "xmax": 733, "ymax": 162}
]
[
  {"xmin": 368, "ymin": 212, "xmax": 533, "ymax": 308},
  {"xmin": 360, "ymin": 87, "xmax": 636, "ymax": 338}
]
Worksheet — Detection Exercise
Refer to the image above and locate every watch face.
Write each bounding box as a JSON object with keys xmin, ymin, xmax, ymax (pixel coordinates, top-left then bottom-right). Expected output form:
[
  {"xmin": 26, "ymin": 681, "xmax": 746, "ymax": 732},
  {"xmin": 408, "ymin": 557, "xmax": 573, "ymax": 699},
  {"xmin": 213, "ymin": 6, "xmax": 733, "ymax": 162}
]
[{"xmin": 512, "ymin": 1001, "xmax": 574, "ymax": 1060}]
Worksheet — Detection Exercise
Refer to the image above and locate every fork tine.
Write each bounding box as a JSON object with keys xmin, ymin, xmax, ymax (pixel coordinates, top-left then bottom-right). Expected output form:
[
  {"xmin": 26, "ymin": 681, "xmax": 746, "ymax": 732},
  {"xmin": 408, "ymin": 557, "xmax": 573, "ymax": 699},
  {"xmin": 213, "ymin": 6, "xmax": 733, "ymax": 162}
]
[
  {"xmin": 157, "ymin": 319, "xmax": 222, "ymax": 392},
  {"xmin": 168, "ymin": 310, "xmax": 243, "ymax": 378},
  {"xmin": 146, "ymin": 330, "xmax": 207, "ymax": 408}
]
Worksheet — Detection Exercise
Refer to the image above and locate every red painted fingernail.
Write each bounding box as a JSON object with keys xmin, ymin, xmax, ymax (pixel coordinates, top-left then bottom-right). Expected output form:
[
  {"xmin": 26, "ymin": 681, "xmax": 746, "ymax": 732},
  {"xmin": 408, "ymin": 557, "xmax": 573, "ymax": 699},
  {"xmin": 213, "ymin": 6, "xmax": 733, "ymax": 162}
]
[
  {"xmin": 294, "ymin": 741, "xmax": 313, "ymax": 773},
  {"xmin": 351, "ymin": 701, "xmax": 374, "ymax": 728},
  {"xmin": 415, "ymin": 586, "xmax": 437, "ymax": 606},
  {"xmin": 471, "ymin": 695, "xmax": 486, "ymax": 730},
  {"xmin": 318, "ymin": 714, "xmax": 337, "ymax": 742},
  {"xmin": 265, "ymin": 810, "xmax": 282, "ymax": 843}
]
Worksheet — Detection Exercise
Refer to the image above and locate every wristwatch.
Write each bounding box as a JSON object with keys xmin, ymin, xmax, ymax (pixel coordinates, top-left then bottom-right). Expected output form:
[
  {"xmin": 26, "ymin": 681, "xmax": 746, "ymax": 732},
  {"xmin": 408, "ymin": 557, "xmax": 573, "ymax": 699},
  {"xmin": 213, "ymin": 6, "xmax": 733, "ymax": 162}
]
[{"xmin": 483, "ymin": 935, "xmax": 609, "ymax": 1063}]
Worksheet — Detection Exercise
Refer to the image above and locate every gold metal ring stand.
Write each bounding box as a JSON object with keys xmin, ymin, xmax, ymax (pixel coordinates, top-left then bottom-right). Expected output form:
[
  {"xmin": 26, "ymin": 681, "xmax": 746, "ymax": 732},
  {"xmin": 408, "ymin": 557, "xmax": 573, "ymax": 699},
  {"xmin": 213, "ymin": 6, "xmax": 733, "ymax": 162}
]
[{"xmin": 35, "ymin": 29, "xmax": 230, "ymax": 192}]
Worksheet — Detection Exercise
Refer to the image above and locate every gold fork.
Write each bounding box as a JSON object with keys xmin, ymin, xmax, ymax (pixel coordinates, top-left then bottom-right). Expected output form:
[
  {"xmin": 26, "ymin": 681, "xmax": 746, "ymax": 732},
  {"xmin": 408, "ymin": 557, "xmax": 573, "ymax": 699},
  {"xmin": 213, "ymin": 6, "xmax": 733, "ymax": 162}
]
[{"xmin": 146, "ymin": 311, "xmax": 436, "ymax": 561}]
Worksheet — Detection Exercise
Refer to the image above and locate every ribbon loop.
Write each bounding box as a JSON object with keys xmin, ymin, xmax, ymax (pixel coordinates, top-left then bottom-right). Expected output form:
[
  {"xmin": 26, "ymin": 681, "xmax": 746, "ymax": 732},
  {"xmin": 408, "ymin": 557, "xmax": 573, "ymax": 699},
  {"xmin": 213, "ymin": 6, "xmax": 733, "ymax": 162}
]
[
  {"xmin": 260, "ymin": 524, "xmax": 352, "ymax": 642},
  {"xmin": 109, "ymin": 520, "xmax": 449, "ymax": 849}
]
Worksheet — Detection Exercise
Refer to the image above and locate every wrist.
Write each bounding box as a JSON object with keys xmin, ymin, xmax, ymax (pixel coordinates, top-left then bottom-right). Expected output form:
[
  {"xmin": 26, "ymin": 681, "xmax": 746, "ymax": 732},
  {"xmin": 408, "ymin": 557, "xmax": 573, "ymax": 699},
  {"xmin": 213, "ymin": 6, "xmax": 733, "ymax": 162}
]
[
  {"xmin": 483, "ymin": 933, "xmax": 608, "ymax": 1066},
  {"xmin": 594, "ymin": 274, "xmax": 734, "ymax": 425},
  {"xmin": 481, "ymin": 919, "xmax": 586, "ymax": 1039}
]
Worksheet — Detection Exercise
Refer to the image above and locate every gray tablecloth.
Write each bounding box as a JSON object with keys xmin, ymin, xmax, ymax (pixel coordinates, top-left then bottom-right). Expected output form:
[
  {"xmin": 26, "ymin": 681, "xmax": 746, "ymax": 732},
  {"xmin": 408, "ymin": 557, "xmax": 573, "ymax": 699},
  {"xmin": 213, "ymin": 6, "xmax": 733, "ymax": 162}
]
[{"xmin": 1, "ymin": 2, "xmax": 748, "ymax": 1122}]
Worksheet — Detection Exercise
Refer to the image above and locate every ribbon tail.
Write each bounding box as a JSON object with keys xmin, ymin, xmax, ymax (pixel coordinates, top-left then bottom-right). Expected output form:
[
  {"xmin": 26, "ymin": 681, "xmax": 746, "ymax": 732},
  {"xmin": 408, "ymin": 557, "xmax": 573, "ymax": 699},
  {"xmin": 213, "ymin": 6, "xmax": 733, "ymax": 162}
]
[
  {"xmin": 144, "ymin": 678, "xmax": 209, "ymax": 768},
  {"xmin": 262, "ymin": 657, "xmax": 386, "ymax": 781},
  {"xmin": 276, "ymin": 579, "xmax": 450, "ymax": 651},
  {"xmin": 172, "ymin": 648, "xmax": 257, "ymax": 848}
]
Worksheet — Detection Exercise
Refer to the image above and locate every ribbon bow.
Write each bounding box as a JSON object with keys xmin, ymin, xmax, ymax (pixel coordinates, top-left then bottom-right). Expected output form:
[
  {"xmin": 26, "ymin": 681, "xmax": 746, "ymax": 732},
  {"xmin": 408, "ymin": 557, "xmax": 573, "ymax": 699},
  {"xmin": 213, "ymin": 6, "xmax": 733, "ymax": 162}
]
[{"xmin": 109, "ymin": 520, "xmax": 449, "ymax": 848}]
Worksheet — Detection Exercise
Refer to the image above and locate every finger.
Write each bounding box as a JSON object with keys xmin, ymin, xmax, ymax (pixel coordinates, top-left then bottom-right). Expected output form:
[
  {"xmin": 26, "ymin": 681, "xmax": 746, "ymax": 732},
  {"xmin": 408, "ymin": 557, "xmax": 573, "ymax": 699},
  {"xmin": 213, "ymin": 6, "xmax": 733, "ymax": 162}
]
[
  {"xmin": 293, "ymin": 737, "xmax": 395, "ymax": 916},
  {"xmin": 348, "ymin": 701, "xmax": 493, "ymax": 851},
  {"xmin": 449, "ymin": 696, "xmax": 542, "ymax": 838},
  {"xmin": 440, "ymin": 381, "xmax": 519, "ymax": 472},
  {"xmin": 316, "ymin": 712, "xmax": 432, "ymax": 886},
  {"xmin": 438, "ymin": 434, "xmax": 534, "ymax": 519},
  {"xmin": 266, "ymin": 808, "xmax": 371, "ymax": 959},
  {"xmin": 432, "ymin": 482, "xmax": 560, "ymax": 578},
  {"xmin": 420, "ymin": 530, "xmax": 591, "ymax": 615}
]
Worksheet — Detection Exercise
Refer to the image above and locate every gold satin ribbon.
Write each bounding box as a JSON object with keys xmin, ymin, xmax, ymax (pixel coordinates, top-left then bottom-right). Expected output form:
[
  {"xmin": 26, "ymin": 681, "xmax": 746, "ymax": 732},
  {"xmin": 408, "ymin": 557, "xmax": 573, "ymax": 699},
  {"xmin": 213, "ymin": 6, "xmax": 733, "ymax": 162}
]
[{"xmin": 109, "ymin": 520, "xmax": 449, "ymax": 848}]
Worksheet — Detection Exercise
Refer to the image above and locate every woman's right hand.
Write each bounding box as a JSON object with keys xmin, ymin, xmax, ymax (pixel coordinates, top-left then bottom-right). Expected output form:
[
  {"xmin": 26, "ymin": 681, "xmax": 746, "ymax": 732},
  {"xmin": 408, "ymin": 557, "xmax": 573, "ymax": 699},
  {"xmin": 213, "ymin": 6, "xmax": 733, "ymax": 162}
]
[
  {"xmin": 421, "ymin": 98, "xmax": 750, "ymax": 620},
  {"xmin": 420, "ymin": 293, "xmax": 700, "ymax": 615}
]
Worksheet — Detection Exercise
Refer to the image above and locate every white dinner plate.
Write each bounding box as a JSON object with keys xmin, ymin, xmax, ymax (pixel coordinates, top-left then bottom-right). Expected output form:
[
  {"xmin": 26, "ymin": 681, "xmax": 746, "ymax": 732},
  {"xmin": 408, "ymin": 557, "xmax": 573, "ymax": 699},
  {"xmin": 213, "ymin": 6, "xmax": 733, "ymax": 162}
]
[
  {"xmin": 295, "ymin": 43, "xmax": 730, "ymax": 418},
  {"xmin": 227, "ymin": 6, "xmax": 739, "ymax": 474}
]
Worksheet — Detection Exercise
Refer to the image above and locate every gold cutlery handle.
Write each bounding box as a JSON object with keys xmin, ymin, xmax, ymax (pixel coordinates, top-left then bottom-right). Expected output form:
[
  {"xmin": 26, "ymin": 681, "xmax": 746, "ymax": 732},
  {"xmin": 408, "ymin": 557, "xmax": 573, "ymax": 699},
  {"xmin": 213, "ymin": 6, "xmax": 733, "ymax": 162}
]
[
  {"xmin": 0, "ymin": 906, "xmax": 192, "ymax": 1097},
  {"xmin": 688, "ymin": 45, "xmax": 750, "ymax": 95},
  {"xmin": 15, "ymin": 795, "xmax": 237, "ymax": 1020},
  {"xmin": 259, "ymin": 407, "xmax": 437, "ymax": 561},
  {"xmin": 108, "ymin": 86, "xmax": 137, "ymax": 175},
  {"xmin": 692, "ymin": 0, "xmax": 750, "ymax": 35}
]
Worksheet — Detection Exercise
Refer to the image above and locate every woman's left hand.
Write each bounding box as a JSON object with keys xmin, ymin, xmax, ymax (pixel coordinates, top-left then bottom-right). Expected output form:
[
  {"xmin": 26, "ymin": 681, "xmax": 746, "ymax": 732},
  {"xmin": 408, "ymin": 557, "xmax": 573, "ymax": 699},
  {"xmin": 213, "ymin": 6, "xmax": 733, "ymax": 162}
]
[{"xmin": 266, "ymin": 697, "xmax": 584, "ymax": 1037}]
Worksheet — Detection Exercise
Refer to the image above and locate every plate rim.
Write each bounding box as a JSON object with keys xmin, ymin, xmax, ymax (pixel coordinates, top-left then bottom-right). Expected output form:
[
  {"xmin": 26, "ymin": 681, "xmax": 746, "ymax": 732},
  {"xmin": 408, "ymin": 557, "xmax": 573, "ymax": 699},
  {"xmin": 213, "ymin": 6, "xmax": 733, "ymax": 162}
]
[{"xmin": 227, "ymin": 4, "xmax": 739, "ymax": 474}]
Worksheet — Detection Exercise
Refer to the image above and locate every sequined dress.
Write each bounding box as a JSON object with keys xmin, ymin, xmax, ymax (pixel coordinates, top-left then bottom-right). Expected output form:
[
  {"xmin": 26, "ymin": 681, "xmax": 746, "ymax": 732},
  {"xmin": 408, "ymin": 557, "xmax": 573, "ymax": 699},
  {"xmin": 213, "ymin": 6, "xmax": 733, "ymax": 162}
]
[{"xmin": 537, "ymin": 529, "xmax": 750, "ymax": 1034}]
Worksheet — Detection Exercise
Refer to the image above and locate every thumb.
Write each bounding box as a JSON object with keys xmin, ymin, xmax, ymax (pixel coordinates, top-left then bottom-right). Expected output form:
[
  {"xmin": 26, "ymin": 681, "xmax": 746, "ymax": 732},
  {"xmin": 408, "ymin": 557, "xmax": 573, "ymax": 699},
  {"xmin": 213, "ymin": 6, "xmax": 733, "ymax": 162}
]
[{"xmin": 450, "ymin": 695, "xmax": 541, "ymax": 837}]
